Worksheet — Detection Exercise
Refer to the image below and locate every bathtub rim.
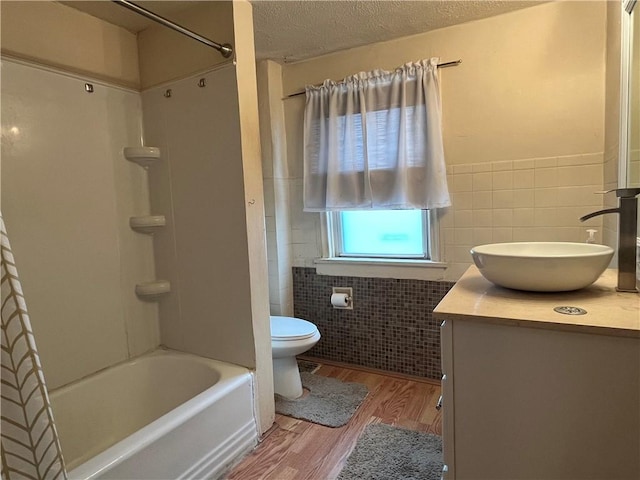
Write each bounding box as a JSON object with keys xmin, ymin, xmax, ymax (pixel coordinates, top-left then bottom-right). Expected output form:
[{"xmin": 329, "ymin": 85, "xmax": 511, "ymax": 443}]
[{"xmin": 55, "ymin": 349, "xmax": 256, "ymax": 479}]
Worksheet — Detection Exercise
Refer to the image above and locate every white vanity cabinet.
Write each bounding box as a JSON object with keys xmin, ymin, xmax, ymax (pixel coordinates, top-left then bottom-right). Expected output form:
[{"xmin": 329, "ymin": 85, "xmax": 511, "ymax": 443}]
[{"xmin": 435, "ymin": 267, "xmax": 640, "ymax": 480}]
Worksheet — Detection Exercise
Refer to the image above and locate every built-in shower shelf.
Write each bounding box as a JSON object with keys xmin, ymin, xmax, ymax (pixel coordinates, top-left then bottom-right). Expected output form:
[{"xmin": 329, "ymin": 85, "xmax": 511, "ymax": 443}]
[
  {"xmin": 135, "ymin": 280, "xmax": 171, "ymax": 299},
  {"xmin": 129, "ymin": 215, "xmax": 166, "ymax": 234},
  {"xmin": 124, "ymin": 146, "xmax": 161, "ymax": 168}
]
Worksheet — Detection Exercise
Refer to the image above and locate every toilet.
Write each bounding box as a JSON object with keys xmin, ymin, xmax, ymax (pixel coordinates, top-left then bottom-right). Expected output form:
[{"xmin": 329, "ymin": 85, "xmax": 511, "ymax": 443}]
[{"xmin": 270, "ymin": 315, "xmax": 321, "ymax": 399}]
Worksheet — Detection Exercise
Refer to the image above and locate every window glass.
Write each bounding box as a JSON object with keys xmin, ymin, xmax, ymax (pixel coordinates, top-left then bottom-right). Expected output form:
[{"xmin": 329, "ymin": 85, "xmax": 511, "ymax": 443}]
[{"xmin": 340, "ymin": 210, "xmax": 426, "ymax": 257}]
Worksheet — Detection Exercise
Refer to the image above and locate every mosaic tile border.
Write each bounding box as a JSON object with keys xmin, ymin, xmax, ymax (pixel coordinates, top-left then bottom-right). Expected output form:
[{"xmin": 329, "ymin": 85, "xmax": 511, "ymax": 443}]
[{"xmin": 293, "ymin": 267, "xmax": 455, "ymax": 380}]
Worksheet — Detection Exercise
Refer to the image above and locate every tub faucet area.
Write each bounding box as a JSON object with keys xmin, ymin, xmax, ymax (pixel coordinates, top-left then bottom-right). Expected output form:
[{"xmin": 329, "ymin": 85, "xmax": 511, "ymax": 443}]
[{"xmin": 580, "ymin": 187, "xmax": 640, "ymax": 293}]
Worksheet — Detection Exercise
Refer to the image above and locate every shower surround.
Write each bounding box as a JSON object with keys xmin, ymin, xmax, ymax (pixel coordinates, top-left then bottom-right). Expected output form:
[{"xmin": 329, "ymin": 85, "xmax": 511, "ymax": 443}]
[{"xmin": 2, "ymin": 0, "xmax": 273, "ymax": 475}]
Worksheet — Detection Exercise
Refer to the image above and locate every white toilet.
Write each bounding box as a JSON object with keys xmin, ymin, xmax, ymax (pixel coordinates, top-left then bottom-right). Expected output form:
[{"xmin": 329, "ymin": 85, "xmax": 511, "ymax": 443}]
[{"xmin": 270, "ymin": 315, "xmax": 321, "ymax": 399}]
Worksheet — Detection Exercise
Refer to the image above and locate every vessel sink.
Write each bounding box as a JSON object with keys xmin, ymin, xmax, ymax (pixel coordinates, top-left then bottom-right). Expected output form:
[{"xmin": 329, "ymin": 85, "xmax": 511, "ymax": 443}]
[{"xmin": 470, "ymin": 242, "xmax": 615, "ymax": 292}]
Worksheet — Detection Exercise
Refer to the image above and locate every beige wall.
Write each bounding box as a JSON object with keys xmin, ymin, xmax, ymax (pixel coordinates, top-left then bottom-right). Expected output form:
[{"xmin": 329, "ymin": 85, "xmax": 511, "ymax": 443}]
[
  {"xmin": 265, "ymin": 0, "xmax": 608, "ymax": 282},
  {"xmin": 283, "ymin": 1, "xmax": 605, "ymax": 166},
  {"xmin": 0, "ymin": 1, "xmax": 140, "ymax": 89},
  {"xmin": 137, "ymin": 1, "xmax": 234, "ymax": 89}
]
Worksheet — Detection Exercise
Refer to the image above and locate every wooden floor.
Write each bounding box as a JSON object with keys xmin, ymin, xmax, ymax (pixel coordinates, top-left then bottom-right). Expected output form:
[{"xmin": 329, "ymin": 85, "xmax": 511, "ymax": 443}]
[{"xmin": 226, "ymin": 362, "xmax": 442, "ymax": 480}]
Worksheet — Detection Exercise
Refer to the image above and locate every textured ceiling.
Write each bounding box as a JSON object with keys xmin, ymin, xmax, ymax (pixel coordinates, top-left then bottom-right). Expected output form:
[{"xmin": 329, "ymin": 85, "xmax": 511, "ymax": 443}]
[
  {"xmin": 61, "ymin": 0, "xmax": 545, "ymax": 63},
  {"xmin": 252, "ymin": 0, "xmax": 545, "ymax": 62}
]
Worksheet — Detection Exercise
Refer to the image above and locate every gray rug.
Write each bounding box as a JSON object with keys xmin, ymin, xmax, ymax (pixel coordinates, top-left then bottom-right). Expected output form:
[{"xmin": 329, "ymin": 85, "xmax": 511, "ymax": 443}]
[
  {"xmin": 297, "ymin": 359, "xmax": 321, "ymax": 373},
  {"xmin": 275, "ymin": 372, "xmax": 368, "ymax": 427},
  {"xmin": 337, "ymin": 423, "xmax": 443, "ymax": 480}
]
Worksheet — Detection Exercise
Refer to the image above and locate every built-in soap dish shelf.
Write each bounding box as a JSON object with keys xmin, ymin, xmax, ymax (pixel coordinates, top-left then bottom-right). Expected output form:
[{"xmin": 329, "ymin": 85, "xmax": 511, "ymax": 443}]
[
  {"xmin": 124, "ymin": 146, "xmax": 161, "ymax": 168},
  {"xmin": 129, "ymin": 215, "xmax": 166, "ymax": 234},
  {"xmin": 135, "ymin": 280, "xmax": 171, "ymax": 299}
]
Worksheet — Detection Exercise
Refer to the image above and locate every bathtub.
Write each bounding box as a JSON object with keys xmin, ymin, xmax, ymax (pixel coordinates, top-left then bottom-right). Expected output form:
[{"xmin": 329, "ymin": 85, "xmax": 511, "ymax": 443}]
[{"xmin": 48, "ymin": 349, "xmax": 257, "ymax": 479}]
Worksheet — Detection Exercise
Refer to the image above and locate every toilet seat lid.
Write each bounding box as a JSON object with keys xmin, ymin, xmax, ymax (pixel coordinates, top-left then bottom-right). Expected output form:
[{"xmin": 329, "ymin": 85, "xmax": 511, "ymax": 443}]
[{"xmin": 270, "ymin": 316, "xmax": 318, "ymax": 340}]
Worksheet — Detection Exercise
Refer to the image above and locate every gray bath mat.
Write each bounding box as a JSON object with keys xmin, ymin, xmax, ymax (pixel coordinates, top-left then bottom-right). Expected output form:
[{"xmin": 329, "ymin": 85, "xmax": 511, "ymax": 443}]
[
  {"xmin": 275, "ymin": 372, "xmax": 368, "ymax": 427},
  {"xmin": 297, "ymin": 359, "xmax": 321, "ymax": 374},
  {"xmin": 337, "ymin": 423, "xmax": 443, "ymax": 480}
]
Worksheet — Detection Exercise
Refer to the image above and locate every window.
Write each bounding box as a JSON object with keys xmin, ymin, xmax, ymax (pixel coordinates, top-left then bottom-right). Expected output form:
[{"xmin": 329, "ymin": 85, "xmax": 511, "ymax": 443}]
[
  {"xmin": 303, "ymin": 59, "xmax": 450, "ymax": 213},
  {"xmin": 304, "ymin": 59, "xmax": 449, "ymax": 273},
  {"xmin": 335, "ymin": 210, "xmax": 427, "ymax": 258},
  {"xmin": 325, "ymin": 209, "xmax": 439, "ymax": 262}
]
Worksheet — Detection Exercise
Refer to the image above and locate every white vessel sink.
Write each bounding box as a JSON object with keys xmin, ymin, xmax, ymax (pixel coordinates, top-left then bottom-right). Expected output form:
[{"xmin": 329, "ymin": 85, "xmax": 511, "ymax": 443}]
[{"xmin": 470, "ymin": 242, "xmax": 615, "ymax": 292}]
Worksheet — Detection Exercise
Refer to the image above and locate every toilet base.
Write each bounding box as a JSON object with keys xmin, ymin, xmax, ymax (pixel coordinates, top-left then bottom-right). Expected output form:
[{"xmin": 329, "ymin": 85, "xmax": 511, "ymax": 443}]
[{"xmin": 272, "ymin": 356, "xmax": 303, "ymax": 399}]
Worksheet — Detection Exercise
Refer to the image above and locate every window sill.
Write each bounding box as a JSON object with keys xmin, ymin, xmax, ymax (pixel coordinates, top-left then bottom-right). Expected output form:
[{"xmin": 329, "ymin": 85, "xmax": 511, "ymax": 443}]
[{"xmin": 314, "ymin": 257, "xmax": 448, "ymax": 281}]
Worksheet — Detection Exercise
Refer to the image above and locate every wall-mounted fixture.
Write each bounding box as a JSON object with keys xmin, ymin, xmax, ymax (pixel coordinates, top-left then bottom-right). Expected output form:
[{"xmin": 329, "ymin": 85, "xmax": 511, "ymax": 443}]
[
  {"xmin": 129, "ymin": 215, "xmax": 166, "ymax": 234},
  {"xmin": 331, "ymin": 287, "xmax": 353, "ymax": 309},
  {"xmin": 123, "ymin": 146, "xmax": 161, "ymax": 168},
  {"xmin": 135, "ymin": 280, "xmax": 171, "ymax": 299}
]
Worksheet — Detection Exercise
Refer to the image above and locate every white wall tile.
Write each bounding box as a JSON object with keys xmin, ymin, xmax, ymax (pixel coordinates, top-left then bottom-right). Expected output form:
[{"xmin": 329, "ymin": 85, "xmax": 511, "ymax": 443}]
[
  {"xmin": 557, "ymin": 164, "xmax": 602, "ymax": 186},
  {"xmin": 513, "ymin": 169, "xmax": 534, "ymax": 189},
  {"xmin": 472, "ymin": 228, "xmax": 493, "ymax": 245},
  {"xmin": 472, "ymin": 162, "xmax": 492, "ymax": 173},
  {"xmin": 452, "ymin": 246, "xmax": 473, "ymax": 263},
  {"xmin": 557, "ymin": 186, "xmax": 602, "ymax": 207},
  {"xmin": 492, "ymin": 190, "xmax": 514, "ymax": 208},
  {"xmin": 452, "ymin": 173, "xmax": 473, "ymax": 192},
  {"xmin": 512, "ymin": 189, "xmax": 535, "ymax": 208},
  {"xmin": 535, "ymin": 157, "xmax": 557, "ymax": 168},
  {"xmin": 454, "ymin": 228, "xmax": 474, "ymax": 245},
  {"xmin": 512, "ymin": 208, "xmax": 535, "ymax": 227},
  {"xmin": 454, "ymin": 209, "xmax": 473, "ymax": 227},
  {"xmin": 513, "ymin": 159, "xmax": 535, "ymax": 170},
  {"xmin": 534, "ymin": 188, "xmax": 559, "ymax": 207},
  {"xmin": 492, "ymin": 171, "xmax": 513, "ymax": 190},
  {"xmin": 534, "ymin": 207, "xmax": 557, "ymax": 227},
  {"xmin": 492, "ymin": 160, "xmax": 513, "ymax": 171},
  {"xmin": 453, "ymin": 164, "xmax": 473, "ymax": 174},
  {"xmin": 534, "ymin": 168, "xmax": 558, "ymax": 188},
  {"xmin": 473, "ymin": 191, "xmax": 493, "ymax": 209},
  {"xmin": 472, "ymin": 172, "xmax": 492, "ymax": 191},
  {"xmin": 472, "ymin": 210, "xmax": 493, "ymax": 227},
  {"xmin": 492, "ymin": 209, "xmax": 513, "ymax": 227},
  {"xmin": 492, "ymin": 228, "xmax": 513, "ymax": 243},
  {"xmin": 452, "ymin": 192, "xmax": 473, "ymax": 210},
  {"xmin": 513, "ymin": 227, "xmax": 536, "ymax": 241}
]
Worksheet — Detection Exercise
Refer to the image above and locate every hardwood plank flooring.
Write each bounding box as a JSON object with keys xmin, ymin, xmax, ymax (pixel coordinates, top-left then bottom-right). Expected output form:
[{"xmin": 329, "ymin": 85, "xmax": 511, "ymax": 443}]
[{"xmin": 226, "ymin": 363, "xmax": 441, "ymax": 480}]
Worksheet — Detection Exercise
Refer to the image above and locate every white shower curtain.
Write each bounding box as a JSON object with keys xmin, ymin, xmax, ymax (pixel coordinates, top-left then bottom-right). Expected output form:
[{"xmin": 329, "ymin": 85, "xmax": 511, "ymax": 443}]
[
  {"xmin": 1, "ymin": 214, "xmax": 67, "ymax": 480},
  {"xmin": 303, "ymin": 58, "xmax": 451, "ymax": 211}
]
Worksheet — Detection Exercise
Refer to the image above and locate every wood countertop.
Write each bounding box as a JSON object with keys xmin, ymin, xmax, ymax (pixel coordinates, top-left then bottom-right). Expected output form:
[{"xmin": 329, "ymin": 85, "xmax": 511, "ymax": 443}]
[{"xmin": 434, "ymin": 266, "xmax": 640, "ymax": 337}]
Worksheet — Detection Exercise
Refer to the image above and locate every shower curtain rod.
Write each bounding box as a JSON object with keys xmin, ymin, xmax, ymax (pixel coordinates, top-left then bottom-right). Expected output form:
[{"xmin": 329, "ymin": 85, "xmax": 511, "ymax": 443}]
[
  {"xmin": 284, "ymin": 59, "xmax": 462, "ymax": 99},
  {"xmin": 112, "ymin": 0, "xmax": 233, "ymax": 58}
]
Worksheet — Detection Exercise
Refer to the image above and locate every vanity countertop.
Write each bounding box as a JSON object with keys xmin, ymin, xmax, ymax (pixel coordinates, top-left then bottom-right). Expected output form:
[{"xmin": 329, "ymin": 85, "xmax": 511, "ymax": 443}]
[{"xmin": 434, "ymin": 266, "xmax": 640, "ymax": 337}]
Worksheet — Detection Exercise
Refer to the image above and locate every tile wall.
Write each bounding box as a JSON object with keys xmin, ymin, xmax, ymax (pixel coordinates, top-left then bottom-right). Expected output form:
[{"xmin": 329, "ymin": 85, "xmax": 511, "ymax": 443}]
[
  {"xmin": 287, "ymin": 152, "xmax": 606, "ymax": 281},
  {"xmin": 293, "ymin": 267, "xmax": 454, "ymax": 380},
  {"xmin": 442, "ymin": 152, "xmax": 605, "ymax": 279}
]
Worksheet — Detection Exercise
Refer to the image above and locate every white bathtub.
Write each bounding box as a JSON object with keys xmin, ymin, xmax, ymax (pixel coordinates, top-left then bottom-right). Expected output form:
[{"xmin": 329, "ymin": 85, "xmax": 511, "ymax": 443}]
[{"xmin": 49, "ymin": 349, "xmax": 257, "ymax": 479}]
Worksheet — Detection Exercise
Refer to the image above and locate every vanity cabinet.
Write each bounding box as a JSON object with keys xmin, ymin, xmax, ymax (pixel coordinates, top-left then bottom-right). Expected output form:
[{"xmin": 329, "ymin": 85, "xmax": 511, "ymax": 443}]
[{"xmin": 435, "ymin": 267, "xmax": 640, "ymax": 480}]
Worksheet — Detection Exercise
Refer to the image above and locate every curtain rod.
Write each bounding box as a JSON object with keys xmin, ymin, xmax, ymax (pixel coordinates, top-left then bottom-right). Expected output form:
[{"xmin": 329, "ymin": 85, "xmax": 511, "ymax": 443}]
[
  {"xmin": 284, "ymin": 59, "xmax": 461, "ymax": 99},
  {"xmin": 112, "ymin": 0, "xmax": 233, "ymax": 58}
]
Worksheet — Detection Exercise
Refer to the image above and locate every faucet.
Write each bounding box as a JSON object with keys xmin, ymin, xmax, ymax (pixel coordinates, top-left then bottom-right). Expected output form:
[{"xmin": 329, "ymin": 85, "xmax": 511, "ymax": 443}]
[{"xmin": 580, "ymin": 187, "xmax": 640, "ymax": 293}]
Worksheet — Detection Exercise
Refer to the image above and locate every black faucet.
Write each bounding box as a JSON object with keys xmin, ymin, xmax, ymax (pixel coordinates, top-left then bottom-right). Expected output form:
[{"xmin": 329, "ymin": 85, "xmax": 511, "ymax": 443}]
[{"xmin": 580, "ymin": 188, "xmax": 640, "ymax": 293}]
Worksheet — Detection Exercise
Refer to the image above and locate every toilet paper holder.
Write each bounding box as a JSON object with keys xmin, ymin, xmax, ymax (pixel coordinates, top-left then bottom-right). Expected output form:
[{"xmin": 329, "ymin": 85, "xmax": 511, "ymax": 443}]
[{"xmin": 331, "ymin": 287, "xmax": 353, "ymax": 310}]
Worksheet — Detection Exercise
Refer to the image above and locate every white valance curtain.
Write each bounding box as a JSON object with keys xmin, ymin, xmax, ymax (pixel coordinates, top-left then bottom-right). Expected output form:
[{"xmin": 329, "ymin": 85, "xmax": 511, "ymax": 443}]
[{"xmin": 303, "ymin": 58, "xmax": 451, "ymax": 212}]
